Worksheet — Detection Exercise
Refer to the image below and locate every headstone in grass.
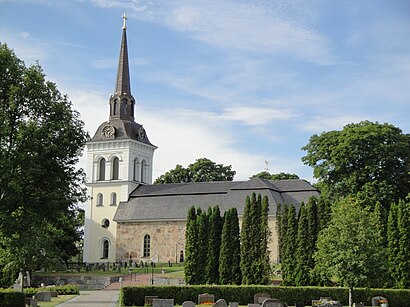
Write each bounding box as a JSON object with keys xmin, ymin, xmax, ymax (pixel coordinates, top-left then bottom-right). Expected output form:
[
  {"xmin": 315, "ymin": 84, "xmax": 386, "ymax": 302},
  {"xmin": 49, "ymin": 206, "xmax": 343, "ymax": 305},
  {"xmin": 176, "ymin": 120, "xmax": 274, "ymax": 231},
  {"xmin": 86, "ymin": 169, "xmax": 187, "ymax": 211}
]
[
  {"xmin": 212, "ymin": 299, "xmax": 227, "ymax": 307},
  {"xmin": 198, "ymin": 293, "xmax": 214, "ymax": 304},
  {"xmin": 145, "ymin": 296, "xmax": 159, "ymax": 305},
  {"xmin": 254, "ymin": 293, "xmax": 271, "ymax": 304},
  {"xmin": 248, "ymin": 304, "xmax": 260, "ymax": 307},
  {"xmin": 34, "ymin": 292, "xmax": 52, "ymax": 302},
  {"xmin": 371, "ymin": 296, "xmax": 388, "ymax": 307},
  {"xmin": 153, "ymin": 298, "xmax": 174, "ymax": 307},
  {"xmin": 229, "ymin": 302, "xmax": 239, "ymax": 307},
  {"xmin": 261, "ymin": 298, "xmax": 284, "ymax": 307},
  {"xmin": 182, "ymin": 300, "xmax": 195, "ymax": 307}
]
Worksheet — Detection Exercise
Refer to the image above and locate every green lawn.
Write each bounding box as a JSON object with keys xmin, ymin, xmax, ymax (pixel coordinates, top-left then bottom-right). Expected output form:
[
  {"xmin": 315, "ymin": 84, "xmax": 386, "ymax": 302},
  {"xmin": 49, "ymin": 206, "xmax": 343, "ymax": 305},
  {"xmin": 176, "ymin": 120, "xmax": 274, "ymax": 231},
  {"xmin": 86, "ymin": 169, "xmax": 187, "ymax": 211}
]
[{"xmin": 36, "ymin": 295, "xmax": 77, "ymax": 307}]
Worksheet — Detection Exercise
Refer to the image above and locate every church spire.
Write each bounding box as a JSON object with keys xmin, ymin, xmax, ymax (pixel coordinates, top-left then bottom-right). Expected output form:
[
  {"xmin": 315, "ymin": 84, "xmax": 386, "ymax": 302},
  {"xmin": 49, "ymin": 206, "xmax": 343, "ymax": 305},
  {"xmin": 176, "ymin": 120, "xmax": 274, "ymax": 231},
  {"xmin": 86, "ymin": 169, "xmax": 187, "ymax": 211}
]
[
  {"xmin": 115, "ymin": 13, "xmax": 131, "ymax": 97},
  {"xmin": 110, "ymin": 13, "xmax": 135, "ymax": 121}
]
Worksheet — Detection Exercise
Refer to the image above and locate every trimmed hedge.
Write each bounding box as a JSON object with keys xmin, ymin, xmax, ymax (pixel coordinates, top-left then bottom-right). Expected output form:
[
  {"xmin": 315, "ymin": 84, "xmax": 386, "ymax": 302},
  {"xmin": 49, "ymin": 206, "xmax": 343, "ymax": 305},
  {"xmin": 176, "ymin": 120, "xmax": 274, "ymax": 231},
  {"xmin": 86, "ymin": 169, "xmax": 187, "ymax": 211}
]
[
  {"xmin": 0, "ymin": 290, "xmax": 25, "ymax": 307},
  {"xmin": 24, "ymin": 284, "xmax": 80, "ymax": 295},
  {"xmin": 120, "ymin": 285, "xmax": 410, "ymax": 307}
]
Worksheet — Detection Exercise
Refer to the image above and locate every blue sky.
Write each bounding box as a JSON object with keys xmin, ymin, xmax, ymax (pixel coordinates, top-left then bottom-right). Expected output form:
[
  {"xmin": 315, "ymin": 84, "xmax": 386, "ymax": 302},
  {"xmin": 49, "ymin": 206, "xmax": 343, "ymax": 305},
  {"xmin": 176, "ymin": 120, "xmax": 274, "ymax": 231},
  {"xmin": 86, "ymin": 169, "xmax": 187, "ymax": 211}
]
[{"xmin": 1, "ymin": 0, "xmax": 410, "ymax": 182}]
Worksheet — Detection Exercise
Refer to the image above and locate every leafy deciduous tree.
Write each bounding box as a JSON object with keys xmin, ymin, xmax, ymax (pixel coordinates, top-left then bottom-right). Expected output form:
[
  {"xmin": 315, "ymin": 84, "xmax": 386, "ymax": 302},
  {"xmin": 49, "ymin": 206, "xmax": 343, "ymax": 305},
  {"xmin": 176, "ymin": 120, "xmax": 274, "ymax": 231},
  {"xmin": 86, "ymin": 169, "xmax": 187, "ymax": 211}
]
[
  {"xmin": 155, "ymin": 158, "xmax": 236, "ymax": 184},
  {"xmin": 302, "ymin": 121, "xmax": 410, "ymax": 208},
  {"xmin": 0, "ymin": 44, "xmax": 87, "ymax": 285}
]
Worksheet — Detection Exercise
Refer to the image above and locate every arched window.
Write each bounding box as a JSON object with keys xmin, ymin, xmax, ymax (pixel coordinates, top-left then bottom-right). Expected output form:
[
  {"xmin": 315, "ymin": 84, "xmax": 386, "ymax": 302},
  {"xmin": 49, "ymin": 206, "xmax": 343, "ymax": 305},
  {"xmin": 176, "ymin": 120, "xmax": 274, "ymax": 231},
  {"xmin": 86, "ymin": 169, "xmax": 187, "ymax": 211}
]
[
  {"xmin": 99, "ymin": 158, "xmax": 106, "ymax": 181},
  {"xmin": 180, "ymin": 250, "xmax": 184, "ymax": 263},
  {"xmin": 143, "ymin": 234, "xmax": 150, "ymax": 257},
  {"xmin": 133, "ymin": 158, "xmax": 139, "ymax": 181},
  {"xmin": 96, "ymin": 193, "xmax": 103, "ymax": 206},
  {"xmin": 113, "ymin": 100, "xmax": 117, "ymax": 115},
  {"xmin": 112, "ymin": 157, "xmax": 119, "ymax": 180},
  {"xmin": 141, "ymin": 160, "xmax": 146, "ymax": 183},
  {"xmin": 102, "ymin": 239, "xmax": 109, "ymax": 259},
  {"xmin": 110, "ymin": 192, "xmax": 117, "ymax": 206}
]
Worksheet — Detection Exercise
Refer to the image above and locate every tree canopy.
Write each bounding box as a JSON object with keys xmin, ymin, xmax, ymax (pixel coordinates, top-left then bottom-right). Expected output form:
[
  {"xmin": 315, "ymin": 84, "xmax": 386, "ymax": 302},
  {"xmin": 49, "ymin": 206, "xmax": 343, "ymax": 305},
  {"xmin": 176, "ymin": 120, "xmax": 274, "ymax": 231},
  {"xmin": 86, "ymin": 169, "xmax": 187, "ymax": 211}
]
[
  {"xmin": 314, "ymin": 197, "xmax": 386, "ymax": 292},
  {"xmin": 0, "ymin": 44, "xmax": 87, "ymax": 285},
  {"xmin": 302, "ymin": 121, "xmax": 410, "ymax": 207},
  {"xmin": 154, "ymin": 158, "xmax": 236, "ymax": 184},
  {"xmin": 250, "ymin": 171, "xmax": 299, "ymax": 181}
]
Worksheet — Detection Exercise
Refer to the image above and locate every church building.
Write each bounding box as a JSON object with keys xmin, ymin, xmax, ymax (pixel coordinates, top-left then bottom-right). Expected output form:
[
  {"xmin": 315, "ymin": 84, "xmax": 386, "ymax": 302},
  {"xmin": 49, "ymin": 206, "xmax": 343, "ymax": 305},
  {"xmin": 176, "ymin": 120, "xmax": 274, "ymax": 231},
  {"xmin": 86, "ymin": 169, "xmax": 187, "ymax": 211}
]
[{"xmin": 83, "ymin": 17, "xmax": 319, "ymax": 264}]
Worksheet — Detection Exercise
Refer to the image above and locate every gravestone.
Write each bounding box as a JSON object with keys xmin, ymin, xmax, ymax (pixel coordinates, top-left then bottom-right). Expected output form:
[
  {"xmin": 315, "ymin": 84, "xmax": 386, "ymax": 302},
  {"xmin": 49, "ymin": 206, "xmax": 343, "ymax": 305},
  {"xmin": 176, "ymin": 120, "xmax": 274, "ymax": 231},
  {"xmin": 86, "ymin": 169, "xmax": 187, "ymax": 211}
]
[
  {"xmin": 254, "ymin": 293, "xmax": 271, "ymax": 304},
  {"xmin": 198, "ymin": 293, "xmax": 215, "ymax": 304},
  {"xmin": 26, "ymin": 298, "xmax": 38, "ymax": 307},
  {"xmin": 182, "ymin": 301, "xmax": 195, "ymax": 307},
  {"xmin": 145, "ymin": 296, "xmax": 159, "ymax": 305},
  {"xmin": 34, "ymin": 292, "xmax": 52, "ymax": 302},
  {"xmin": 248, "ymin": 304, "xmax": 261, "ymax": 307},
  {"xmin": 230, "ymin": 302, "xmax": 239, "ymax": 307},
  {"xmin": 261, "ymin": 298, "xmax": 284, "ymax": 307},
  {"xmin": 153, "ymin": 299, "xmax": 174, "ymax": 307},
  {"xmin": 213, "ymin": 299, "xmax": 227, "ymax": 307}
]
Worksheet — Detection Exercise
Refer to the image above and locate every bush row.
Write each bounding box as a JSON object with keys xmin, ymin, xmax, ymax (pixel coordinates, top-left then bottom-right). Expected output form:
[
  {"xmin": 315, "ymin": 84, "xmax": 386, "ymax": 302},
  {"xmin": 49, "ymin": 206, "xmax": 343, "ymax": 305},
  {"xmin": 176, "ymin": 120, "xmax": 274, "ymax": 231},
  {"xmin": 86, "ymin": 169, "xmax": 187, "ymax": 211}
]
[
  {"xmin": 0, "ymin": 290, "xmax": 25, "ymax": 307},
  {"xmin": 120, "ymin": 285, "xmax": 410, "ymax": 307},
  {"xmin": 24, "ymin": 284, "xmax": 80, "ymax": 295}
]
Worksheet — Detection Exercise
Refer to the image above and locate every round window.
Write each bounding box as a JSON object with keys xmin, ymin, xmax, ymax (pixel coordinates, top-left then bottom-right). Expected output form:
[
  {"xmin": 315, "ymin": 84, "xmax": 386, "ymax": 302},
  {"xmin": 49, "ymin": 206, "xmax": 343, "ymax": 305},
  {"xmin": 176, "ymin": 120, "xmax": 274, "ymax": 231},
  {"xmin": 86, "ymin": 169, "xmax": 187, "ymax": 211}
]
[{"xmin": 101, "ymin": 218, "xmax": 110, "ymax": 228}]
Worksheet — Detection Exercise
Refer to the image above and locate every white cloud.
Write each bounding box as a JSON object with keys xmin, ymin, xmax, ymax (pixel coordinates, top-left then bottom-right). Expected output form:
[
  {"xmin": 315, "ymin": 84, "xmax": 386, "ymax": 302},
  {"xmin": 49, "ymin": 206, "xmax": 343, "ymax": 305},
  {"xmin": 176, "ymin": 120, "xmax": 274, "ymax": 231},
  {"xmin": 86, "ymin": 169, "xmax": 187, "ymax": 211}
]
[
  {"xmin": 220, "ymin": 107, "xmax": 296, "ymax": 126},
  {"xmin": 300, "ymin": 115, "xmax": 376, "ymax": 133},
  {"xmin": 90, "ymin": 0, "xmax": 335, "ymax": 64}
]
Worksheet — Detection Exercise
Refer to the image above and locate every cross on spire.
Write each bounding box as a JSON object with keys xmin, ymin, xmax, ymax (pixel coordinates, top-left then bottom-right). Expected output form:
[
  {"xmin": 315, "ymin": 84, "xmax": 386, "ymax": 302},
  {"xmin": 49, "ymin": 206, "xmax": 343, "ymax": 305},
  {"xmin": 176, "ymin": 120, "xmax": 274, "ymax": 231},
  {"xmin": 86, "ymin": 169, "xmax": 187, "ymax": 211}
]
[{"xmin": 122, "ymin": 13, "xmax": 127, "ymax": 30}]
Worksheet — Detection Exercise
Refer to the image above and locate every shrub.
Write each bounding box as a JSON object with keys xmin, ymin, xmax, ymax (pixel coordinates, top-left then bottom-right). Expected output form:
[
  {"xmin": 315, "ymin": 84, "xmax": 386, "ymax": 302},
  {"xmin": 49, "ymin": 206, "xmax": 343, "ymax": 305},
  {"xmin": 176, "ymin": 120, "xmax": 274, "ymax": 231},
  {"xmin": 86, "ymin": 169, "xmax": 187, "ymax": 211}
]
[
  {"xmin": 0, "ymin": 290, "xmax": 25, "ymax": 307},
  {"xmin": 24, "ymin": 284, "xmax": 80, "ymax": 295},
  {"xmin": 120, "ymin": 285, "xmax": 410, "ymax": 307}
]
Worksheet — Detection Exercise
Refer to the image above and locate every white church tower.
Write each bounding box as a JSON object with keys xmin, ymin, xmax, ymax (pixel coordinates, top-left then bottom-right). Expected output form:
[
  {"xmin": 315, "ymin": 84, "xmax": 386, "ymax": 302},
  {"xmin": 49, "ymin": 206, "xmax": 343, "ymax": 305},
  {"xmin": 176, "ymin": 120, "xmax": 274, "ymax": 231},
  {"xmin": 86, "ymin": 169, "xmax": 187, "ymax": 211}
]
[{"xmin": 83, "ymin": 15, "xmax": 157, "ymax": 262}]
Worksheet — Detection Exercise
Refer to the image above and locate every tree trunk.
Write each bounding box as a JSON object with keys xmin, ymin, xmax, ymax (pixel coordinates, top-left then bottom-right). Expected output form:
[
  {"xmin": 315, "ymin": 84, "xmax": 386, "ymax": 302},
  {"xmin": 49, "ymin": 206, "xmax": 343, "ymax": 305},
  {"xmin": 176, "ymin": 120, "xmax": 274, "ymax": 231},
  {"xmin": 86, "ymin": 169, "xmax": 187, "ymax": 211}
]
[{"xmin": 349, "ymin": 286, "xmax": 353, "ymax": 307}]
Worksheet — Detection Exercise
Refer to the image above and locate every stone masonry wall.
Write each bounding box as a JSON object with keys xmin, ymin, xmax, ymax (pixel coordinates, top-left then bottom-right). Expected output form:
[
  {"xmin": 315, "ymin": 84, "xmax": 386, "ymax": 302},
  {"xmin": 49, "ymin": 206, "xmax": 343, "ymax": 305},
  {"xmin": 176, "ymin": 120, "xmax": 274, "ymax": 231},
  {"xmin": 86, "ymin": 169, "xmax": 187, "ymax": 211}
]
[{"xmin": 116, "ymin": 216, "xmax": 279, "ymax": 264}]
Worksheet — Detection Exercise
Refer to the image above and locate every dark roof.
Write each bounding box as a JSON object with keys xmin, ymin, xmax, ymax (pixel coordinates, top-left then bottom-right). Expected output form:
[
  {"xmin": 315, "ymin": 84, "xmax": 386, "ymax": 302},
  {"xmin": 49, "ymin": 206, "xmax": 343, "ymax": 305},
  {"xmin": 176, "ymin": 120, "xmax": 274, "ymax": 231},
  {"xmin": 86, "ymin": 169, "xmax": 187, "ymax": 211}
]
[
  {"xmin": 114, "ymin": 178, "xmax": 319, "ymax": 222},
  {"xmin": 90, "ymin": 119, "xmax": 155, "ymax": 146}
]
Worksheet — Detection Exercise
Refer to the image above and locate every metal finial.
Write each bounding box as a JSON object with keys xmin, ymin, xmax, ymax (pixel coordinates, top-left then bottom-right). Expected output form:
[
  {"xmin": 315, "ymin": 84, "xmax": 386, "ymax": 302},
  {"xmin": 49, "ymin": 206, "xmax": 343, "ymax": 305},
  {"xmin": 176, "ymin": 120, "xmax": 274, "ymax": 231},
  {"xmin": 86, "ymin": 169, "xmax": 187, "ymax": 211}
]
[
  {"xmin": 122, "ymin": 13, "xmax": 127, "ymax": 30},
  {"xmin": 265, "ymin": 161, "xmax": 270, "ymax": 172}
]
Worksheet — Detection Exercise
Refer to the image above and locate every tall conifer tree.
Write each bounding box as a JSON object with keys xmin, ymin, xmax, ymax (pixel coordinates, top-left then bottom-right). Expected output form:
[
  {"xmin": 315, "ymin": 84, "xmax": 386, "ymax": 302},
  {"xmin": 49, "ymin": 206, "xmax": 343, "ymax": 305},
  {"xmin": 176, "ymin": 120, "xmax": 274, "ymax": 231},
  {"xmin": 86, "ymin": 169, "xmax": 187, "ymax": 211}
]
[
  {"xmin": 197, "ymin": 210, "xmax": 209, "ymax": 284},
  {"xmin": 259, "ymin": 195, "xmax": 271, "ymax": 284},
  {"xmin": 184, "ymin": 206, "xmax": 199, "ymax": 284},
  {"xmin": 206, "ymin": 206, "xmax": 223, "ymax": 284},
  {"xmin": 295, "ymin": 203, "xmax": 310, "ymax": 285},
  {"xmin": 397, "ymin": 197, "xmax": 410, "ymax": 288},
  {"xmin": 282, "ymin": 204, "xmax": 298, "ymax": 285},
  {"xmin": 240, "ymin": 195, "xmax": 253, "ymax": 284},
  {"xmin": 387, "ymin": 201, "xmax": 399, "ymax": 287},
  {"xmin": 219, "ymin": 208, "xmax": 241, "ymax": 284}
]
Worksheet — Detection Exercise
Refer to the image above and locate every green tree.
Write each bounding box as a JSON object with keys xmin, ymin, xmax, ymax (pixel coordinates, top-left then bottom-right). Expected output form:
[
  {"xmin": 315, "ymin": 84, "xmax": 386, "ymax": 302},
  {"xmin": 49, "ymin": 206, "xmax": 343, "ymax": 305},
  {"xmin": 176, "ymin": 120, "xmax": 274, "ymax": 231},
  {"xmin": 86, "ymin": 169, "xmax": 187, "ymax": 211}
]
[
  {"xmin": 306, "ymin": 196, "xmax": 319, "ymax": 284},
  {"xmin": 0, "ymin": 44, "xmax": 87, "ymax": 285},
  {"xmin": 219, "ymin": 208, "xmax": 241, "ymax": 285},
  {"xmin": 184, "ymin": 206, "xmax": 199, "ymax": 285},
  {"xmin": 155, "ymin": 158, "xmax": 236, "ymax": 183},
  {"xmin": 196, "ymin": 210, "xmax": 209, "ymax": 284},
  {"xmin": 317, "ymin": 196, "xmax": 331, "ymax": 233},
  {"xmin": 387, "ymin": 202, "xmax": 399, "ymax": 287},
  {"xmin": 315, "ymin": 197, "xmax": 386, "ymax": 307},
  {"xmin": 294, "ymin": 203, "xmax": 309, "ymax": 286},
  {"xmin": 259, "ymin": 195, "xmax": 271, "ymax": 284},
  {"xmin": 206, "ymin": 206, "xmax": 223, "ymax": 284},
  {"xmin": 278, "ymin": 204, "xmax": 289, "ymax": 263},
  {"xmin": 240, "ymin": 195, "xmax": 253, "ymax": 284},
  {"xmin": 302, "ymin": 121, "xmax": 410, "ymax": 208},
  {"xmin": 396, "ymin": 197, "xmax": 410, "ymax": 288},
  {"xmin": 281, "ymin": 204, "xmax": 298, "ymax": 285},
  {"xmin": 251, "ymin": 171, "xmax": 299, "ymax": 180}
]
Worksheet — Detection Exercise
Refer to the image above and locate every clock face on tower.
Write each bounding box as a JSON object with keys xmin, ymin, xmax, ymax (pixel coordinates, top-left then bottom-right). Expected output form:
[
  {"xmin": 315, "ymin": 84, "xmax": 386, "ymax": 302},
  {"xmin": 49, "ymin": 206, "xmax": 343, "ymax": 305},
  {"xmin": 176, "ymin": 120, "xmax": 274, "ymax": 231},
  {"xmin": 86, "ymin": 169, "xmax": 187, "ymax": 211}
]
[
  {"xmin": 102, "ymin": 124, "xmax": 115, "ymax": 138},
  {"xmin": 138, "ymin": 127, "xmax": 146, "ymax": 141}
]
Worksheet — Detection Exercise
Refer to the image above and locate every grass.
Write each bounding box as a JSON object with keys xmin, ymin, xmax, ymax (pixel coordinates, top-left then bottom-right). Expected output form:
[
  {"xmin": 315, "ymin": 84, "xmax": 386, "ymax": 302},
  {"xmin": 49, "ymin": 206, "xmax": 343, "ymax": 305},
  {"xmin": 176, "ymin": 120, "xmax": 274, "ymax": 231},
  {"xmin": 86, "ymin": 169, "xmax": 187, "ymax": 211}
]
[
  {"xmin": 33, "ymin": 263, "xmax": 185, "ymax": 278},
  {"xmin": 36, "ymin": 295, "xmax": 77, "ymax": 307}
]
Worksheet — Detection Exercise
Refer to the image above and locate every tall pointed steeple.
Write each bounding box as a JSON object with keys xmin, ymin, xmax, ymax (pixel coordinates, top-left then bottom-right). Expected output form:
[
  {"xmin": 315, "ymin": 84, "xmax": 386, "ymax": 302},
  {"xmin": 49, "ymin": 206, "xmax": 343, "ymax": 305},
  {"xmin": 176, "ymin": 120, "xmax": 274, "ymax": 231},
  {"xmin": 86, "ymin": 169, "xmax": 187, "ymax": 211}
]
[
  {"xmin": 109, "ymin": 13, "xmax": 135, "ymax": 121},
  {"xmin": 115, "ymin": 13, "xmax": 131, "ymax": 97}
]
